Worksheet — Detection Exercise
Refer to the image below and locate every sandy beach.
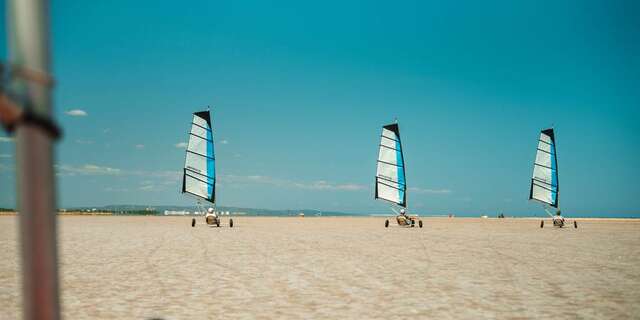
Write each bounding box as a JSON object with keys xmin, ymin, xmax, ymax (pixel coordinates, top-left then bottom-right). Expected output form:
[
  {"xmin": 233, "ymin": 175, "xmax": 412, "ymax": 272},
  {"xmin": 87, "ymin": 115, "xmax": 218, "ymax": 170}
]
[{"xmin": 1, "ymin": 216, "xmax": 639, "ymax": 319}]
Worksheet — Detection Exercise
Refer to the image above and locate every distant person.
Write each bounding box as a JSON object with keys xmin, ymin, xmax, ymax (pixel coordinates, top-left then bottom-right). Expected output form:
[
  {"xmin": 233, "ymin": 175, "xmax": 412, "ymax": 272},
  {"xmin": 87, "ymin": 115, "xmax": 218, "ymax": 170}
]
[
  {"xmin": 553, "ymin": 211, "xmax": 564, "ymax": 226},
  {"xmin": 397, "ymin": 208, "xmax": 410, "ymax": 225},
  {"xmin": 205, "ymin": 207, "xmax": 218, "ymax": 225}
]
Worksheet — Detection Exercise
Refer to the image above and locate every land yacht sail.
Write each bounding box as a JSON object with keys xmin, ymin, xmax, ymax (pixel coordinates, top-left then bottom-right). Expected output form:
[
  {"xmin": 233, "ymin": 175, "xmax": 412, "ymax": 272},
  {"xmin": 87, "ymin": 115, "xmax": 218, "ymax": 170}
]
[
  {"xmin": 182, "ymin": 110, "xmax": 215, "ymax": 203},
  {"xmin": 529, "ymin": 128, "xmax": 559, "ymax": 208},
  {"xmin": 375, "ymin": 122, "xmax": 407, "ymax": 207}
]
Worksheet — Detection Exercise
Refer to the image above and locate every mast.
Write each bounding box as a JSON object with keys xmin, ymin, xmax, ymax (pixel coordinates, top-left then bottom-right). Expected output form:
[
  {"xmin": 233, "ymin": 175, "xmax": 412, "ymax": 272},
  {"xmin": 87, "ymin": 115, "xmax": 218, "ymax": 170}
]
[{"xmin": 7, "ymin": 0, "xmax": 61, "ymax": 319}]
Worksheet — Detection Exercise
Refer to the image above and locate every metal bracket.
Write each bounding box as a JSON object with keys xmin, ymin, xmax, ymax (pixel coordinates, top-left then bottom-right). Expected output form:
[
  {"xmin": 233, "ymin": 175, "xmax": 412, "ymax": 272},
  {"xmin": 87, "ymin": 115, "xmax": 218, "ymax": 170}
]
[{"xmin": 0, "ymin": 62, "xmax": 62, "ymax": 140}]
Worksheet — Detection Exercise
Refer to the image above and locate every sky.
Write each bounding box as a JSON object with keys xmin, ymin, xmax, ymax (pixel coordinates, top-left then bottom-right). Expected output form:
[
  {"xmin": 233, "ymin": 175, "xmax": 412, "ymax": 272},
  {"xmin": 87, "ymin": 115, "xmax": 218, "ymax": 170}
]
[{"xmin": 0, "ymin": 0, "xmax": 639, "ymax": 216}]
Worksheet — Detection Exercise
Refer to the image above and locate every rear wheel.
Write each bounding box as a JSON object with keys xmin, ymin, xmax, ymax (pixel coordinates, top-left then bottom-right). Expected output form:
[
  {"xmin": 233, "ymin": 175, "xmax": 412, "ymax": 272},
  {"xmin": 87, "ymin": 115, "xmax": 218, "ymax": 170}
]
[
  {"xmin": 229, "ymin": 219, "xmax": 234, "ymax": 228},
  {"xmin": 419, "ymin": 220, "xmax": 423, "ymax": 228},
  {"xmin": 540, "ymin": 220, "xmax": 544, "ymax": 228},
  {"xmin": 191, "ymin": 218, "xmax": 195, "ymax": 227},
  {"xmin": 216, "ymin": 220, "xmax": 220, "ymax": 227},
  {"xmin": 574, "ymin": 221, "xmax": 578, "ymax": 228},
  {"xmin": 385, "ymin": 220, "xmax": 389, "ymax": 228}
]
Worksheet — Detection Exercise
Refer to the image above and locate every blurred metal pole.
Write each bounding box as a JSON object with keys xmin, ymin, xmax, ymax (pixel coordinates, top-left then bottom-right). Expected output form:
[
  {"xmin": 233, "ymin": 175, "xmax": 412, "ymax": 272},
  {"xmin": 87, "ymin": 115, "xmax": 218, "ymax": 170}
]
[{"xmin": 8, "ymin": 0, "xmax": 60, "ymax": 319}]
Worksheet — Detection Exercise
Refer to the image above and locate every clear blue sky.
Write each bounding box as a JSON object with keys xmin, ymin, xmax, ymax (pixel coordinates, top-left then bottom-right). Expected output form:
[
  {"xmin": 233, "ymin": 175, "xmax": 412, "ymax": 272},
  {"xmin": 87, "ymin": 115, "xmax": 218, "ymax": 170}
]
[{"xmin": 1, "ymin": 0, "xmax": 638, "ymax": 216}]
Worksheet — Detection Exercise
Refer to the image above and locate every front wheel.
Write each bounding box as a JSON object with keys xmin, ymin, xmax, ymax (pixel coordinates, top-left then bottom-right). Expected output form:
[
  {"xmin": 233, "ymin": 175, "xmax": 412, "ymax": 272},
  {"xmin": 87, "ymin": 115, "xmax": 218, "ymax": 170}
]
[
  {"xmin": 229, "ymin": 219, "xmax": 234, "ymax": 228},
  {"xmin": 191, "ymin": 218, "xmax": 196, "ymax": 227},
  {"xmin": 385, "ymin": 220, "xmax": 389, "ymax": 228},
  {"xmin": 540, "ymin": 220, "xmax": 544, "ymax": 228},
  {"xmin": 574, "ymin": 221, "xmax": 578, "ymax": 229},
  {"xmin": 419, "ymin": 220, "xmax": 423, "ymax": 228}
]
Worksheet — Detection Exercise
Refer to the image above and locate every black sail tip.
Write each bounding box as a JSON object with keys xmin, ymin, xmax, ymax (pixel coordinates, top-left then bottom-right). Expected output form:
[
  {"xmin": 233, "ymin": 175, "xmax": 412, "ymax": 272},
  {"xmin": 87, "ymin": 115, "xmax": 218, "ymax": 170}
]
[
  {"xmin": 193, "ymin": 110, "xmax": 212, "ymax": 128},
  {"xmin": 383, "ymin": 123, "xmax": 400, "ymax": 136},
  {"xmin": 541, "ymin": 128, "xmax": 555, "ymax": 142}
]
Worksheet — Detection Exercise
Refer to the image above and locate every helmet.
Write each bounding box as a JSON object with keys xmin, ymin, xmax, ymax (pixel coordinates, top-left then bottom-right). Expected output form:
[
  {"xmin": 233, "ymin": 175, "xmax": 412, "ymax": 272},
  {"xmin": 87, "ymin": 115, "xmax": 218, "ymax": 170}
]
[
  {"xmin": 400, "ymin": 209, "xmax": 406, "ymax": 215},
  {"xmin": 207, "ymin": 208, "xmax": 214, "ymax": 214}
]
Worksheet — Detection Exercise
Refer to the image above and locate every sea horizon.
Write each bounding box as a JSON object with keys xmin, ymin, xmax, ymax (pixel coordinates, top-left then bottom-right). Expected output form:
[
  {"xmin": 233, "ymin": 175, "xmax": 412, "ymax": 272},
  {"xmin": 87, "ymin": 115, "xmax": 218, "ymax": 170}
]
[{"xmin": 2, "ymin": 205, "xmax": 638, "ymax": 219}]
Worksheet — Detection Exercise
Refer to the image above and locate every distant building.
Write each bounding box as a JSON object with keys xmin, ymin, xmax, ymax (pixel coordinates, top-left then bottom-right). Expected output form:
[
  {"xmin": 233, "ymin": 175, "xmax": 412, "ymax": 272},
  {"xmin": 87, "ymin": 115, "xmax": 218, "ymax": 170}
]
[{"xmin": 164, "ymin": 210, "xmax": 191, "ymax": 216}]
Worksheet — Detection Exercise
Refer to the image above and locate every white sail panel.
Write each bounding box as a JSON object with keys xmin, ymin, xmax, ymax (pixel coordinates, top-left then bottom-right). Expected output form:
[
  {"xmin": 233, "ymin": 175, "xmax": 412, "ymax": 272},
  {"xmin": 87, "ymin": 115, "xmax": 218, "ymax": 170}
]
[
  {"xmin": 184, "ymin": 174, "xmax": 211, "ymax": 200},
  {"xmin": 375, "ymin": 123, "xmax": 406, "ymax": 207},
  {"xmin": 529, "ymin": 128, "xmax": 558, "ymax": 207},
  {"xmin": 182, "ymin": 111, "xmax": 216, "ymax": 203},
  {"xmin": 378, "ymin": 147, "xmax": 397, "ymax": 164},
  {"xmin": 377, "ymin": 182, "xmax": 401, "ymax": 204},
  {"xmin": 190, "ymin": 125, "xmax": 209, "ymax": 140},
  {"xmin": 380, "ymin": 135, "xmax": 396, "ymax": 149},
  {"xmin": 377, "ymin": 162, "xmax": 398, "ymax": 182}
]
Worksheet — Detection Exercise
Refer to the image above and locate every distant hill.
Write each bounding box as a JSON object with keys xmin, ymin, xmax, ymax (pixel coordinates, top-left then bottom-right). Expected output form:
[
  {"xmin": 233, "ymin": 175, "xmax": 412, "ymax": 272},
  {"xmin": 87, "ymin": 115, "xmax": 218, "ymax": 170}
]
[{"xmin": 64, "ymin": 205, "xmax": 361, "ymax": 217}]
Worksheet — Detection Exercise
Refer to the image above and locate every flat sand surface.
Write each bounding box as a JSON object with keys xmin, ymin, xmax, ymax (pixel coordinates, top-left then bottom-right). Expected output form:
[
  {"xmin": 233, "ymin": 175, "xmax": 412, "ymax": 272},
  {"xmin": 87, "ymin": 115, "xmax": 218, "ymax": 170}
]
[{"xmin": 1, "ymin": 216, "xmax": 639, "ymax": 319}]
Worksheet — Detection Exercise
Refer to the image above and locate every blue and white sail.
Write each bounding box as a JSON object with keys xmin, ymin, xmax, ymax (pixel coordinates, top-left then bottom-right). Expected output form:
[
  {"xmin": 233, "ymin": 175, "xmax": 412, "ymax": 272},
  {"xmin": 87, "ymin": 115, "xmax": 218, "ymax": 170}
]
[
  {"xmin": 529, "ymin": 128, "xmax": 559, "ymax": 208},
  {"xmin": 375, "ymin": 122, "xmax": 407, "ymax": 207},
  {"xmin": 182, "ymin": 110, "xmax": 216, "ymax": 203}
]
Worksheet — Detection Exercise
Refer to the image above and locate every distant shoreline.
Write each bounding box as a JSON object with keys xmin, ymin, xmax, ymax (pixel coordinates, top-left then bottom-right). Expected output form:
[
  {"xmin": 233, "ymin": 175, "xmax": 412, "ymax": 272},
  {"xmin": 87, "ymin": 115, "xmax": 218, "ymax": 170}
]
[{"xmin": 0, "ymin": 212, "xmax": 639, "ymax": 220}]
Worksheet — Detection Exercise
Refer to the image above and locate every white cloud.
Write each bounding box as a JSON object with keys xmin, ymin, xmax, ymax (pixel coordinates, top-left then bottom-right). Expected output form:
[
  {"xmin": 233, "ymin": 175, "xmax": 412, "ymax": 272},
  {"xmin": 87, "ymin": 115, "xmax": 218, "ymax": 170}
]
[
  {"xmin": 293, "ymin": 180, "xmax": 366, "ymax": 191},
  {"xmin": 55, "ymin": 164, "xmax": 179, "ymax": 193},
  {"xmin": 220, "ymin": 139, "xmax": 229, "ymax": 145},
  {"xmin": 0, "ymin": 137, "xmax": 14, "ymax": 143},
  {"xmin": 65, "ymin": 109, "xmax": 88, "ymax": 117},
  {"xmin": 135, "ymin": 144, "xmax": 145, "ymax": 149},
  {"xmin": 104, "ymin": 187, "xmax": 129, "ymax": 192},
  {"xmin": 130, "ymin": 169, "xmax": 180, "ymax": 186},
  {"xmin": 156, "ymin": 171, "xmax": 180, "ymax": 179},
  {"xmin": 75, "ymin": 139, "xmax": 94, "ymax": 145},
  {"xmin": 408, "ymin": 187, "xmax": 452, "ymax": 195},
  {"xmin": 56, "ymin": 164, "xmax": 180, "ymax": 180},
  {"xmin": 221, "ymin": 174, "xmax": 366, "ymax": 192},
  {"xmin": 0, "ymin": 163, "xmax": 15, "ymax": 172},
  {"xmin": 138, "ymin": 180, "xmax": 164, "ymax": 192},
  {"xmin": 139, "ymin": 185, "xmax": 155, "ymax": 191},
  {"xmin": 175, "ymin": 142, "xmax": 188, "ymax": 148},
  {"xmin": 56, "ymin": 164, "xmax": 122, "ymax": 176}
]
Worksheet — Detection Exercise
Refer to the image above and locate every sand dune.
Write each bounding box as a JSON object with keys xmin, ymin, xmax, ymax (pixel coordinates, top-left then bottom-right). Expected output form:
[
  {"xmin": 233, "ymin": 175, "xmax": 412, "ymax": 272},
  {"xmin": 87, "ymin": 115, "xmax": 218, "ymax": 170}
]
[{"xmin": 1, "ymin": 216, "xmax": 639, "ymax": 319}]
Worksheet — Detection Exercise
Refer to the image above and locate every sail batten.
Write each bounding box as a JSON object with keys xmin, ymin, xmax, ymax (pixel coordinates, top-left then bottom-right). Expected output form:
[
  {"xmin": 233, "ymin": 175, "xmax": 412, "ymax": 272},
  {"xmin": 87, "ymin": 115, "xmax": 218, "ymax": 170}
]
[
  {"xmin": 529, "ymin": 128, "xmax": 559, "ymax": 207},
  {"xmin": 182, "ymin": 110, "xmax": 216, "ymax": 203},
  {"xmin": 375, "ymin": 122, "xmax": 407, "ymax": 207}
]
